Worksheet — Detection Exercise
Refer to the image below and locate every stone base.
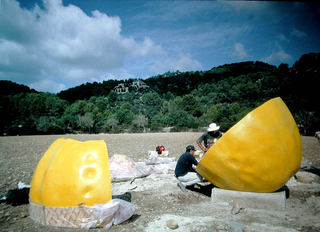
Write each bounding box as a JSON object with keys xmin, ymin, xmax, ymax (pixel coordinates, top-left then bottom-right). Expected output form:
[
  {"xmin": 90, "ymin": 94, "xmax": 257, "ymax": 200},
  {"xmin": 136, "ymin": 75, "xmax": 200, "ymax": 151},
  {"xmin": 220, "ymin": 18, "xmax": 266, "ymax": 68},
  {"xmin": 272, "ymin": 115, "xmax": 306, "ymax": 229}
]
[{"xmin": 211, "ymin": 188, "xmax": 286, "ymax": 211}]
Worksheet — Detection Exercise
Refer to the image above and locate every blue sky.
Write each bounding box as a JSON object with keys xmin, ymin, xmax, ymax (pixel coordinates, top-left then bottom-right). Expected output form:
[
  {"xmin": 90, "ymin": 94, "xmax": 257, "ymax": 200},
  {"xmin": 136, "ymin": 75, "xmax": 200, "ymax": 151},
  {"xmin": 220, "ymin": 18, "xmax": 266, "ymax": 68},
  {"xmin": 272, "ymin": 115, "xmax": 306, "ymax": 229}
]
[{"xmin": 1, "ymin": 0, "xmax": 319, "ymax": 93}]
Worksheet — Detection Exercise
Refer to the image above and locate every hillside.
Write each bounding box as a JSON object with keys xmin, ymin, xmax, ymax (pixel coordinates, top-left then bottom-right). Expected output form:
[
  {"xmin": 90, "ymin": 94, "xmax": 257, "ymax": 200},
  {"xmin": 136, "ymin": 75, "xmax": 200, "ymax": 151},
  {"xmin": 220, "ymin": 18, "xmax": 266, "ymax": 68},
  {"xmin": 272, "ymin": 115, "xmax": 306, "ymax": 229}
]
[
  {"xmin": 0, "ymin": 80, "xmax": 37, "ymax": 95},
  {"xmin": 1, "ymin": 52, "xmax": 319, "ymax": 136},
  {"xmin": 56, "ymin": 61, "xmax": 278, "ymax": 103}
]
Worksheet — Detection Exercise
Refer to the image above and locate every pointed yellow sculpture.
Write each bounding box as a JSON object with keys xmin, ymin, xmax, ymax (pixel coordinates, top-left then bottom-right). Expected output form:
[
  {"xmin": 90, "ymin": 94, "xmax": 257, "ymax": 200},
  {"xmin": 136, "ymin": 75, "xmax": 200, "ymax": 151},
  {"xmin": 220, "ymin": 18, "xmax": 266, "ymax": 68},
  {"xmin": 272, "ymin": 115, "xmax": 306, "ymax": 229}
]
[
  {"xmin": 29, "ymin": 138, "xmax": 112, "ymax": 207},
  {"xmin": 197, "ymin": 97, "xmax": 302, "ymax": 193}
]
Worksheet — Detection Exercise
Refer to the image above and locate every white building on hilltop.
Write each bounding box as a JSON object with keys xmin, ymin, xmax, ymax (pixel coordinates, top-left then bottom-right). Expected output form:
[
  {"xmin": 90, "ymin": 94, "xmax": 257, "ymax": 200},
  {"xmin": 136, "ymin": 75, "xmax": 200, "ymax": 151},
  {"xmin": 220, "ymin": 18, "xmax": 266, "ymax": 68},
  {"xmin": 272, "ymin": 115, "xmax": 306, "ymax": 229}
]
[
  {"xmin": 131, "ymin": 80, "xmax": 149, "ymax": 90},
  {"xmin": 113, "ymin": 80, "xmax": 149, "ymax": 94},
  {"xmin": 114, "ymin": 83, "xmax": 128, "ymax": 94}
]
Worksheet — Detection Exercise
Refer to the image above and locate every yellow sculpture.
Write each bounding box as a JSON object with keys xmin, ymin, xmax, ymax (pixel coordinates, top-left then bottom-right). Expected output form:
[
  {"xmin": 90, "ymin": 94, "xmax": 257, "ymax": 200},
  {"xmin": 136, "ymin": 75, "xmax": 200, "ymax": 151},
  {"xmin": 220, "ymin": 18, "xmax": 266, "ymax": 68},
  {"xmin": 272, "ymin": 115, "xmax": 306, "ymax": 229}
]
[
  {"xmin": 197, "ymin": 97, "xmax": 302, "ymax": 193},
  {"xmin": 29, "ymin": 138, "xmax": 112, "ymax": 207}
]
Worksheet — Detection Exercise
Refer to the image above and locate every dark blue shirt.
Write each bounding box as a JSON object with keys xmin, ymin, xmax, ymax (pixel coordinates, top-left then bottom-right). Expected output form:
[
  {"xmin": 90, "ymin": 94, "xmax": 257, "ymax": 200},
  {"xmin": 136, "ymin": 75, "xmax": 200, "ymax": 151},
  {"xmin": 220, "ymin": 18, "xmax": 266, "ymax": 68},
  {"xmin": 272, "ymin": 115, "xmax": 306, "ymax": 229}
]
[{"xmin": 175, "ymin": 152, "xmax": 198, "ymax": 177}]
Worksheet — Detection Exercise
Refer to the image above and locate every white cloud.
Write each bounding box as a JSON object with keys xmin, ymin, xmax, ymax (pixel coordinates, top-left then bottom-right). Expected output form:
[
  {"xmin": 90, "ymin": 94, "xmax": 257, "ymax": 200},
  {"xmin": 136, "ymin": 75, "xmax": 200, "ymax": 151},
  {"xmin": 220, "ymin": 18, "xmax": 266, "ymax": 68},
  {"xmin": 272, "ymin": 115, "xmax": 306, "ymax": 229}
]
[
  {"xmin": 150, "ymin": 53, "xmax": 203, "ymax": 74},
  {"xmin": 277, "ymin": 34, "xmax": 289, "ymax": 42},
  {"xmin": 232, "ymin": 43, "xmax": 249, "ymax": 59},
  {"xmin": 123, "ymin": 36, "xmax": 165, "ymax": 58},
  {"xmin": 290, "ymin": 28, "xmax": 307, "ymax": 38},
  {"xmin": 1, "ymin": 0, "xmax": 317, "ymax": 93},
  {"xmin": 261, "ymin": 43, "xmax": 292, "ymax": 64},
  {"xmin": 0, "ymin": 0, "xmax": 165, "ymax": 92},
  {"xmin": 29, "ymin": 79, "xmax": 66, "ymax": 93},
  {"xmin": 102, "ymin": 69, "xmax": 135, "ymax": 81}
]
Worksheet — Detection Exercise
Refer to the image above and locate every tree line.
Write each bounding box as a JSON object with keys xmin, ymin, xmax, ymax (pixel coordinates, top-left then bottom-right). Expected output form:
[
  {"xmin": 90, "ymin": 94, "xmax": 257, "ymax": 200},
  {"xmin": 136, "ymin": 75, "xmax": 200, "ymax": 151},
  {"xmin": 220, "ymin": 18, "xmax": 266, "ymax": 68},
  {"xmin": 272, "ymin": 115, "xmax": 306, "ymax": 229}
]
[{"xmin": 0, "ymin": 52, "xmax": 319, "ymax": 136}]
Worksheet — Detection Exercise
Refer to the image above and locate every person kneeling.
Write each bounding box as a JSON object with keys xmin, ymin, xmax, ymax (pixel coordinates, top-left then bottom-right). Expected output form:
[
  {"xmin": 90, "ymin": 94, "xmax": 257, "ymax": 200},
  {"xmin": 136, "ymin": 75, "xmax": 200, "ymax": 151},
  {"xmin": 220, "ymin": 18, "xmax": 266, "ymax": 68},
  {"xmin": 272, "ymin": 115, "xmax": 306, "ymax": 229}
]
[{"xmin": 175, "ymin": 145, "xmax": 203, "ymax": 192}]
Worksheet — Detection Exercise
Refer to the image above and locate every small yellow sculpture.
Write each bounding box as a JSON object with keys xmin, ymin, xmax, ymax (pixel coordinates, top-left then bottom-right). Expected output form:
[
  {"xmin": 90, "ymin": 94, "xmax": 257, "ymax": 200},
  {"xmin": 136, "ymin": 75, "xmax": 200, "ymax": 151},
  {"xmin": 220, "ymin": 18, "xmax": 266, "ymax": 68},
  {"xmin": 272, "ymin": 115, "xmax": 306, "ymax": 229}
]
[
  {"xmin": 197, "ymin": 97, "xmax": 302, "ymax": 193},
  {"xmin": 29, "ymin": 138, "xmax": 112, "ymax": 207}
]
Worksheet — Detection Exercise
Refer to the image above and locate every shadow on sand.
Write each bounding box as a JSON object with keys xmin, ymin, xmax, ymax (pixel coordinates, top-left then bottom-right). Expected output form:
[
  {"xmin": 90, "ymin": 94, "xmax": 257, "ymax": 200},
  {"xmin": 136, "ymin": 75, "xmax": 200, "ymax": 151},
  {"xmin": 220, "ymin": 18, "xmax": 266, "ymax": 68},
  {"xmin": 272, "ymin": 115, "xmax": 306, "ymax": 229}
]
[{"xmin": 186, "ymin": 183, "xmax": 216, "ymax": 197}]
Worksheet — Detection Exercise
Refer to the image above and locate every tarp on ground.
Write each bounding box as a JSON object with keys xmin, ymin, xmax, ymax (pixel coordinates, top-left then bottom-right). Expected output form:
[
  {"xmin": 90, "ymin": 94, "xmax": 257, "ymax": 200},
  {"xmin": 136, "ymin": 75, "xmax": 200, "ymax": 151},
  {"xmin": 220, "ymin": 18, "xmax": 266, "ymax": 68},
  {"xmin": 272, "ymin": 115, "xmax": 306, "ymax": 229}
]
[{"xmin": 109, "ymin": 154, "xmax": 172, "ymax": 182}]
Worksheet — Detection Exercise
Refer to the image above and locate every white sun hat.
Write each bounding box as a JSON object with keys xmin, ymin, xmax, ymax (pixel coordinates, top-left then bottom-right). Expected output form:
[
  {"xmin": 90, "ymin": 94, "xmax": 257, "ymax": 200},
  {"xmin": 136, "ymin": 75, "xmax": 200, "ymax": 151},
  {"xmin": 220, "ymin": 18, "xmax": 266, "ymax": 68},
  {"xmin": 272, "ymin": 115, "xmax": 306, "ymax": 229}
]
[{"xmin": 207, "ymin": 123, "xmax": 220, "ymax": 131}]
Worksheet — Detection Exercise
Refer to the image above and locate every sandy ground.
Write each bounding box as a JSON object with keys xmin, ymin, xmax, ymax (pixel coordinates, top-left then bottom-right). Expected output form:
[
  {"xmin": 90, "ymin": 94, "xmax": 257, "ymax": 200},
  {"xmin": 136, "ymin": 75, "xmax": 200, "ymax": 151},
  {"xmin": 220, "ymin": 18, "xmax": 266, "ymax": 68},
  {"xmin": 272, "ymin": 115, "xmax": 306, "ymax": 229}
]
[{"xmin": 0, "ymin": 132, "xmax": 320, "ymax": 231}]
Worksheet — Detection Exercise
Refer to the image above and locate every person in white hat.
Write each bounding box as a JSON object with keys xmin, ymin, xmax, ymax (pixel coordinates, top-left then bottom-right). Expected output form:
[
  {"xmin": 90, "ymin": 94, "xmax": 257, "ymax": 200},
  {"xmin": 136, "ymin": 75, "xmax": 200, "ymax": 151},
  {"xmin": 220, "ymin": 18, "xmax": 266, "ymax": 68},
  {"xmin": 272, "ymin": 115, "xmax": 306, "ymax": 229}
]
[{"xmin": 196, "ymin": 123, "xmax": 222, "ymax": 153}]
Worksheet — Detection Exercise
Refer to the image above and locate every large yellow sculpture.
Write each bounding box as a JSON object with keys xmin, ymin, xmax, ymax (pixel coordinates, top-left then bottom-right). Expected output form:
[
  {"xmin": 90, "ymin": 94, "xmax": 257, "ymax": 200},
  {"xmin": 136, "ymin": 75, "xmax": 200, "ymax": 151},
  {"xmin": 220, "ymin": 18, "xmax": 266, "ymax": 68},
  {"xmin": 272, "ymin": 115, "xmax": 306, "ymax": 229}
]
[
  {"xmin": 197, "ymin": 97, "xmax": 302, "ymax": 193},
  {"xmin": 29, "ymin": 138, "xmax": 112, "ymax": 207}
]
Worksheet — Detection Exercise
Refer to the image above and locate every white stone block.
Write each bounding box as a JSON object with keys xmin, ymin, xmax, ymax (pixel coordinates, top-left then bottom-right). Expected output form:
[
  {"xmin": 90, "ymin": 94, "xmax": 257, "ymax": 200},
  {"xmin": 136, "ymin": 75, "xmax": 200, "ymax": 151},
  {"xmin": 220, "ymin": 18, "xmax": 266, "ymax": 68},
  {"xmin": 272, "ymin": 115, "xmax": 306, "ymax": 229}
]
[{"xmin": 211, "ymin": 188, "xmax": 286, "ymax": 210}]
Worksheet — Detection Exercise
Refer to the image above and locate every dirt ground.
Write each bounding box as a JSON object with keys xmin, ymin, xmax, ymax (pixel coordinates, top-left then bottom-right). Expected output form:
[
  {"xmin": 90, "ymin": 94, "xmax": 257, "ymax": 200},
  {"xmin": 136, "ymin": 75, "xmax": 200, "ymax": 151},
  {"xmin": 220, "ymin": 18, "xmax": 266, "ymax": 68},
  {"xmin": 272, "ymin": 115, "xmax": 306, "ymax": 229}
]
[{"xmin": 0, "ymin": 132, "xmax": 320, "ymax": 232}]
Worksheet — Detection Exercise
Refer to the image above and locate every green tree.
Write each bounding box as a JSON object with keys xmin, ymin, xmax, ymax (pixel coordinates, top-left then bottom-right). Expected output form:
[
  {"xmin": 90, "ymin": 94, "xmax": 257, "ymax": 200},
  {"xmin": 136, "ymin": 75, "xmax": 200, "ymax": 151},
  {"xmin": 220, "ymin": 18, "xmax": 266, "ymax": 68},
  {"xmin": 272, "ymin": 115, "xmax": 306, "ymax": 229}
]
[
  {"xmin": 228, "ymin": 103, "xmax": 251, "ymax": 126},
  {"xmin": 294, "ymin": 110, "xmax": 319, "ymax": 135},
  {"xmin": 107, "ymin": 91, "xmax": 118, "ymax": 103},
  {"xmin": 165, "ymin": 110, "xmax": 198, "ymax": 129},
  {"xmin": 164, "ymin": 91, "xmax": 175, "ymax": 101},
  {"xmin": 65, "ymin": 100, "xmax": 87, "ymax": 116},
  {"xmin": 160, "ymin": 101, "xmax": 171, "ymax": 116},
  {"xmin": 133, "ymin": 114, "xmax": 149, "ymax": 132},
  {"xmin": 141, "ymin": 92, "xmax": 163, "ymax": 118},
  {"xmin": 106, "ymin": 114, "xmax": 119, "ymax": 132},
  {"xmin": 160, "ymin": 99, "xmax": 181, "ymax": 121},
  {"xmin": 84, "ymin": 102, "xmax": 99, "ymax": 116},
  {"xmin": 77, "ymin": 113, "xmax": 94, "ymax": 133},
  {"xmin": 120, "ymin": 102, "xmax": 135, "ymax": 112},
  {"xmin": 36, "ymin": 116, "xmax": 64, "ymax": 134},
  {"xmin": 5, "ymin": 92, "xmax": 68, "ymax": 135},
  {"xmin": 141, "ymin": 92, "xmax": 163, "ymax": 105},
  {"xmin": 123, "ymin": 91, "xmax": 135, "ymax": 102},
  {"xmin": 95, "ymin": 96, "xmax": 108, "ymax": 111},
  {"xmin": 179, "ymin": 94, "xmax": 203, "ymax": 117},
  {"xmin": 149, "ymin": 113, "xmax": 164, "ymax": 131},
  {"xmin": 201, "ymin": 105, "xmax": 219, "ymax": 125},
  {"xmin": 116, "ymin": 103, "xmax": 135, "ymax": 125},
  {"xmin": 43, "ymin": 93, "xmax": 68, "ymax": 117}
]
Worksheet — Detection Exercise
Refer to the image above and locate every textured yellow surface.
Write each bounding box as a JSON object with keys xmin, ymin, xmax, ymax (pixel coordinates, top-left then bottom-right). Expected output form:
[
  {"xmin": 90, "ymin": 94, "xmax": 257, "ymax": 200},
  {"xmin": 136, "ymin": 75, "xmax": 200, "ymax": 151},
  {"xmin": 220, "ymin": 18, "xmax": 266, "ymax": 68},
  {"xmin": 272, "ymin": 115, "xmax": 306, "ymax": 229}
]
[
  {"xmin": 197, "ymin": 97, "xmax": 302, "ymax": 193},
  {"xmin": 29, "ymin": 138, "xmax": 112, "ymax": 207}
]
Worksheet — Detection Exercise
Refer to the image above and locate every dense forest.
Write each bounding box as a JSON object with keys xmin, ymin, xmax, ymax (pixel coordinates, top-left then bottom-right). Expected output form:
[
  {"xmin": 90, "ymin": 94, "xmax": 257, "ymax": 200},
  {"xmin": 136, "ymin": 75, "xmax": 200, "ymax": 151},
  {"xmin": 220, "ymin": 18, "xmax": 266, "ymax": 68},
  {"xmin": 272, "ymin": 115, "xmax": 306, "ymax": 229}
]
[{"xmin": 0, "ymin": 52, "xmax": 319, "ymax": 136}]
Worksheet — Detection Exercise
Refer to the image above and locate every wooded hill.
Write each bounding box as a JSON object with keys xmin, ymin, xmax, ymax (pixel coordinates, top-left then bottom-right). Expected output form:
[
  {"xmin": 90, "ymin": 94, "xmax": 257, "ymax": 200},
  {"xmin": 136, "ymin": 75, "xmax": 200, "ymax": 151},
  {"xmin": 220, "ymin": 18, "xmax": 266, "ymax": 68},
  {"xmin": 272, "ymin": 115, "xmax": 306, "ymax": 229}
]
[
  {"xmin": 1, "ymin": 52, "xmax": 319, "ymax": 136},
  {"xmin": 57, "ymin": 61, "xmax": 277, "ymax": 103}
]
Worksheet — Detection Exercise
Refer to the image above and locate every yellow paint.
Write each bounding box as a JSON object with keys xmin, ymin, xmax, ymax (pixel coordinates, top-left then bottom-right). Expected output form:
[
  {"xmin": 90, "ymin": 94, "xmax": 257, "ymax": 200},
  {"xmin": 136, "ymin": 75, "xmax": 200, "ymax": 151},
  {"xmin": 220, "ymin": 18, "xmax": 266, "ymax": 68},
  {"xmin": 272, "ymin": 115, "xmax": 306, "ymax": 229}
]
[
  {"xmin": 197, "ymin": 97, "xmax": 302, "ymax": 193},
  {"xmin": 29, "ymin": 138, "xmax": 112, "ymax": 207}
]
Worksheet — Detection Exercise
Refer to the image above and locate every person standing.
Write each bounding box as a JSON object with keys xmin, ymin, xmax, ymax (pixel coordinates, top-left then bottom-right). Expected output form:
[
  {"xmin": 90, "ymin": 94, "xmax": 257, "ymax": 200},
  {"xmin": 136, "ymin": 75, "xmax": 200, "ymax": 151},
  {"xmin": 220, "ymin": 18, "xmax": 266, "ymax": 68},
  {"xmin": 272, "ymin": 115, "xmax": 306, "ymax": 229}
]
[
  {"xmin": 175, "ymin": 145, "xmax": 203, "ymax": 192},
  {"xmin": 196, "ymin": 123, "xmax": 222, "ymax": 153}
]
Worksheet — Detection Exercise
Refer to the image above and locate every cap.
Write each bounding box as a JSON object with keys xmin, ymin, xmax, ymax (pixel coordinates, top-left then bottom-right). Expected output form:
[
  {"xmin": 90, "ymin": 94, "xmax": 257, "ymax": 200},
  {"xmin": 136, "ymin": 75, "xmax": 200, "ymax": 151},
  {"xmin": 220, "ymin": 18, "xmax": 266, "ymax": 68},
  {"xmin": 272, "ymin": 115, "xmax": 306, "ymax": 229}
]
[{"xmin": 186, "ymin": 145, "xmax": 196, "ymax": 151}]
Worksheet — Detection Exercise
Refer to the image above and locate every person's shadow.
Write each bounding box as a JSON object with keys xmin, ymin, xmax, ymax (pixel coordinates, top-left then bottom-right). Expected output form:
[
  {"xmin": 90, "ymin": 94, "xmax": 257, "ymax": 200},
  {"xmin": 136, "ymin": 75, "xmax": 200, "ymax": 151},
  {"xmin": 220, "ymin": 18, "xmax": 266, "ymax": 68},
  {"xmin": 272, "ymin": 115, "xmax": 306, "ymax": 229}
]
[{"xmin": 186, "ymin": 183, "xmax": 216, "ymax": 197}]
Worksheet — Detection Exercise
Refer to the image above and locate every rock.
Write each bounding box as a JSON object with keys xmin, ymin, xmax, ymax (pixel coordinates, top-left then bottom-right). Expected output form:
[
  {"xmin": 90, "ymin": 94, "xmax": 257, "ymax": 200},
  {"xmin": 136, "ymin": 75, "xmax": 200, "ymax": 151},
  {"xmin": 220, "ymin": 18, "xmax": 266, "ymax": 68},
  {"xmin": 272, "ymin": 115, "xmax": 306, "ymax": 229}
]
[
  {"xmin": 231, "ymin": 199, "xmax": 240, "ymax": 214},
  {"xmin": 286, "ymin": 176, "xmax": 298, "ymax": 187},
  {"xmin": 167, "ymin": 219, "xmax": 178, "ymax": 229},
  {"xmin": 226, "ymin": 221, "xmax": 245, "ymax": 231},
  {"xmin": 295, "ymin": 172, "xmax": 313, "ymax": 184}
]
